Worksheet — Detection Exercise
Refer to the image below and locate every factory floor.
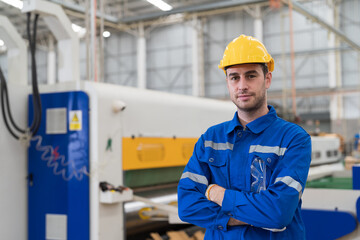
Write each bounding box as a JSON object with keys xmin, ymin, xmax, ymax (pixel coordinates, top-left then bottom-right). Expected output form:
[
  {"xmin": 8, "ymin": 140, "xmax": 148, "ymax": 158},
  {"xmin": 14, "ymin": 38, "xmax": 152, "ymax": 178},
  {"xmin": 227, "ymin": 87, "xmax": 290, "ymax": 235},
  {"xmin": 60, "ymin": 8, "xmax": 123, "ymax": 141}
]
[{"xmin": 127, "ymin": 224, "xmax": 204, "ymax": 240}]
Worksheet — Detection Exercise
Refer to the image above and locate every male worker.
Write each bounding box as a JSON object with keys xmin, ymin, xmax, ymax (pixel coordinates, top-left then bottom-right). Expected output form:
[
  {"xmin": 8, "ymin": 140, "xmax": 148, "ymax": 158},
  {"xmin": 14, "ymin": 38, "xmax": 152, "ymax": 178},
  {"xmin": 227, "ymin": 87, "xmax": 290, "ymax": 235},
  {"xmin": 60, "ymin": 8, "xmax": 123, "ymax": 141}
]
[{"xmin": 177, "ymin": 34, "xmax": 311, "ymax": 239}]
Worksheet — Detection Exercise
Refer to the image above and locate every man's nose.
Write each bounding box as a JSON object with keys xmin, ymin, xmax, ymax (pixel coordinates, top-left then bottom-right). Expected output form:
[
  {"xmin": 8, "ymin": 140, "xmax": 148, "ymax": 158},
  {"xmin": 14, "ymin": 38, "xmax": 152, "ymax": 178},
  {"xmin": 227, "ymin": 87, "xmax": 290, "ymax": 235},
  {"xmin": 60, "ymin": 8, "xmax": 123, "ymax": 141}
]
[{"xmin": 237, "ymin": 78, "xmax": 248, "ymax": 91}]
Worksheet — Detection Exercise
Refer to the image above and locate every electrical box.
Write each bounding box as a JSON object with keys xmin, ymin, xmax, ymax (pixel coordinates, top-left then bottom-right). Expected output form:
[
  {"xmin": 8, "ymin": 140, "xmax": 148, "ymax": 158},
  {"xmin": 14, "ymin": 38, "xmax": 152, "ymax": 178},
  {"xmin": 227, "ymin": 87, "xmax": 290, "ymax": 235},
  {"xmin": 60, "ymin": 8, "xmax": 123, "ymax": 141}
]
[{"xmin": 28, "ymin": 91, "xmax": 90, "ymax": 240}]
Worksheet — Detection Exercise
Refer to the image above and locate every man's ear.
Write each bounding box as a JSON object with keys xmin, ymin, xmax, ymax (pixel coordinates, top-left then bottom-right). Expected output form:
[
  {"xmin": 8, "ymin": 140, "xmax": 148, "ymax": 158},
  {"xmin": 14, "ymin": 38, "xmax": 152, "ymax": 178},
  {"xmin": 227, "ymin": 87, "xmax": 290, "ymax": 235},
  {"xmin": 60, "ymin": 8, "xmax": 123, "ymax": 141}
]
[{"xmin": 265, "ymin": 72, "xmax": 272, "ymax": 89}]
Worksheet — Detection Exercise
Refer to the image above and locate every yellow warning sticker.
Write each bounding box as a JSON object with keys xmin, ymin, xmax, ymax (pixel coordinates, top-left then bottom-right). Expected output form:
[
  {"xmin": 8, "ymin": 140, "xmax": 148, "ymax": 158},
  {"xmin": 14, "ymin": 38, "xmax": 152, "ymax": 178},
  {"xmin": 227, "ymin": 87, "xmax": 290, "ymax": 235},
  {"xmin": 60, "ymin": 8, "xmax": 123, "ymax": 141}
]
[{"xmin": 69, "ymin": 110, "xmax": 82, "ymax": 131}]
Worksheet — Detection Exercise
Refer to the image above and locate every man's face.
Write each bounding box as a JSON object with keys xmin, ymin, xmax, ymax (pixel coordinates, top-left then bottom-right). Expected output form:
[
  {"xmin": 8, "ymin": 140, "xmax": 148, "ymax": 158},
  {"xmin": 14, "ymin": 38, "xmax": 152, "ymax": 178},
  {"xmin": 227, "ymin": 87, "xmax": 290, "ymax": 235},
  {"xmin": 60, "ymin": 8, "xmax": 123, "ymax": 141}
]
[{"xmin": 226, "ymin": 64, "xmax": 272, "ymax": 113}]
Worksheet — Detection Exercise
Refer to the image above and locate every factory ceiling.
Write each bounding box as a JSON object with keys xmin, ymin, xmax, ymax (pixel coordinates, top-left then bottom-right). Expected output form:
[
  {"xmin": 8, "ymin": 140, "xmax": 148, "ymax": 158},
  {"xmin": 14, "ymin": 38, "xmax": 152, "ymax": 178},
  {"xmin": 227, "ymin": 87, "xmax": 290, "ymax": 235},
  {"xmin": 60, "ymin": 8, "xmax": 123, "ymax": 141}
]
[
  {"xmin": 0, "ymin": 0, "xmax": 270, "ymax": 45},
  {"xmin": 1, "ymin": 0, "xmax": 358, "ymax": 53}
]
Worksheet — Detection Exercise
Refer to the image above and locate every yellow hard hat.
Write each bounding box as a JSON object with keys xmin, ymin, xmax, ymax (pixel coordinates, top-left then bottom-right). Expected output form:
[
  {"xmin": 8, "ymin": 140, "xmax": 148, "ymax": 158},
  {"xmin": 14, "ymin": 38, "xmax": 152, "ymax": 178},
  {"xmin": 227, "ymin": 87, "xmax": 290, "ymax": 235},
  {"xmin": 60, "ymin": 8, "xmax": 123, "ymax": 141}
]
[{"xmin": 218, "ymin": 34, "xmax": 274, "ymax": 74}]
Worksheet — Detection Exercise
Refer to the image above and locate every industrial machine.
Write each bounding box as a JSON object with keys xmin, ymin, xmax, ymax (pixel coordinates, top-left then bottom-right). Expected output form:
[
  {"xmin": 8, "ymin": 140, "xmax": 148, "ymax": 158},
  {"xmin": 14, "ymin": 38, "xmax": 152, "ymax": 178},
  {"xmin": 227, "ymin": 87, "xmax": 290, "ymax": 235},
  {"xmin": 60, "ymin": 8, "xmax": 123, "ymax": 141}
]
[
  {"xmin": 26, "ymin": 81, "xmax": 235, "ymax": 240},
  {"xmin": 310, "ymin": 135, "xmax": 341, "ymax": 166},
  {"xmin": 0, "ymin": 1, "xmax": 359, "ymax": 239}
]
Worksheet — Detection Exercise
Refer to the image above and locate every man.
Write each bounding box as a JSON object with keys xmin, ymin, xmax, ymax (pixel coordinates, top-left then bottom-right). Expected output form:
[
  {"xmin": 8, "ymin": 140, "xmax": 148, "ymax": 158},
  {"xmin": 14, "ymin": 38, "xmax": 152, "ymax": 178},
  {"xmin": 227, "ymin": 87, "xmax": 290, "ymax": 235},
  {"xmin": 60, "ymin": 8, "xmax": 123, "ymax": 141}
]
[{"xmin": 177, "ymin": 35, "xmax": 311, "ymax": 239}]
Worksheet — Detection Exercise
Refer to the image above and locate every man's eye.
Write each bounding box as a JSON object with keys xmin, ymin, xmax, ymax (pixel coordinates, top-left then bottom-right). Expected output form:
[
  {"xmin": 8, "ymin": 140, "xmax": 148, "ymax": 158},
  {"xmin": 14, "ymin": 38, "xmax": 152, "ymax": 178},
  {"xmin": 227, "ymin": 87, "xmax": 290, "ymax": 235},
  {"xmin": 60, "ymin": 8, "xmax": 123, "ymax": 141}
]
[
  {"xmin": 231, "ymin": 76, "xmax": 239, "ymax": 81},
  {"xmin": 248, "ymin": 75, "xmax": 256, "ymax": 79}
]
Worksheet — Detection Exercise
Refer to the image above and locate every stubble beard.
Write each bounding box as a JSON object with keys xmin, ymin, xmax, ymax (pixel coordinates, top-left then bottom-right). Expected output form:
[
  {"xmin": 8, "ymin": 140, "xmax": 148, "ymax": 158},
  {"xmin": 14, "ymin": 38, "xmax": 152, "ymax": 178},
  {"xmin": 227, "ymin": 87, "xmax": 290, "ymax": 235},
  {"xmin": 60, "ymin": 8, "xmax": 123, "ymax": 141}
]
[{"xmin": 232, "ymin": 89, "xmax": 267, "ymax": 114}]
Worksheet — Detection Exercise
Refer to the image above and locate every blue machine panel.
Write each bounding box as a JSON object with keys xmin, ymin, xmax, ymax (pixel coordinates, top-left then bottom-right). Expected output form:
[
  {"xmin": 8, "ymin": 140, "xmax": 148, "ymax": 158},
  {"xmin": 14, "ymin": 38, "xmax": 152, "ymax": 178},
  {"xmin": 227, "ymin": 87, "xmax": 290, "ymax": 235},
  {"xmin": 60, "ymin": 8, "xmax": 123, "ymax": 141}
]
[
  {"xmin": 357, "ymin": 197, "xmax": 360, "ymax": 223},
  {"xmin": 302, "ymin": 209, "xmax": 357, "ymax": 240},
  {"xmin": 353, "ymin": 165, "xmax": 360, "ymax": 190},
  {"xmin": 28, "ymin": 91, "xmax": 89, "ymax": 240}
]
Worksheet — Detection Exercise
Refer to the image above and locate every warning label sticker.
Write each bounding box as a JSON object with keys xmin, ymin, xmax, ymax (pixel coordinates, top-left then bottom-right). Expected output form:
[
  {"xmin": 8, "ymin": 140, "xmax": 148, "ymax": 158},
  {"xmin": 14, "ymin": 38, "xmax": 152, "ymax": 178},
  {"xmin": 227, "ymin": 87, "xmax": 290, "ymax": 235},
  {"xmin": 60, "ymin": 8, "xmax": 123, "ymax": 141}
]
[{"xmin": 69, "ymin": 110, "xmax": 82, "ymax": 131}]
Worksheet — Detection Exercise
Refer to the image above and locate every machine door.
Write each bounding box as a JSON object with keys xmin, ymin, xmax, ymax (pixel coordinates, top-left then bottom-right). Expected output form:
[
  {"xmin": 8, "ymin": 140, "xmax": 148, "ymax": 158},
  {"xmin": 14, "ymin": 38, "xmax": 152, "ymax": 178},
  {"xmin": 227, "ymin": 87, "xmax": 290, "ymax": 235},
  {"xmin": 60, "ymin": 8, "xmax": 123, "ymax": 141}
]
[{"xmin": 28, "ymin": 91, "xmax": 89, "ymax": 240}]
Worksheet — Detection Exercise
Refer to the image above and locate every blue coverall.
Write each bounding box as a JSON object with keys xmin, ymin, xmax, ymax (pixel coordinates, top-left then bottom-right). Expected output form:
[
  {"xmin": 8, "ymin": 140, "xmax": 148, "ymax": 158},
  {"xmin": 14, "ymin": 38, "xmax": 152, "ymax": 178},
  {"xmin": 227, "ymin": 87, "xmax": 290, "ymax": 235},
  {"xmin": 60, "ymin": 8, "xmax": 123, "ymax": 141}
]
[{"xmin": 178, "ymin": 105, "xmax": 311, "ymax": 239}]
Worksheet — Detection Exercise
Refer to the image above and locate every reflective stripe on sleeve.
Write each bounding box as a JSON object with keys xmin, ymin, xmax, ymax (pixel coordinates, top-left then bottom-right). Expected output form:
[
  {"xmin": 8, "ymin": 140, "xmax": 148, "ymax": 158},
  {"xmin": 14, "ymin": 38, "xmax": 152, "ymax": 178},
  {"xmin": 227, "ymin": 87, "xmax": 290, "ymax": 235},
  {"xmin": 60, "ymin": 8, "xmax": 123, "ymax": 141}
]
[
  {"xmin": 205, "ymin": 141, "xmax": 233, "ymax": 150},
  {"xmin": 249, "ymin": 145, "xmax": 287, "ymax": 156},
  {"xmin": 275, "ymin": 176, "xmax": 302, "ymax": 193},
  {"xmin": 180, "ymin": 171, "xmax": 209, "ymax": 186},
  {"xmin": 262, "ymin": 227, "xmax": 287, "ymax": 232}
]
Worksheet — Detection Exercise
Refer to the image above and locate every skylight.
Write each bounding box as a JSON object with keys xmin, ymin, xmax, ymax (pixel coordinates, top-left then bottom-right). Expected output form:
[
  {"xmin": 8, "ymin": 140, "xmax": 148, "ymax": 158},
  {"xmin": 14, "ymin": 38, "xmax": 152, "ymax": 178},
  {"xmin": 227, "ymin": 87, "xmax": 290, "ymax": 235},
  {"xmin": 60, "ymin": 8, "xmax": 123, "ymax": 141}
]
[
  {"xmin": 0, "ymin": 0, "xmax": 23, "ymax": 9},
  {"xmin": 146, "ymin": 0, "xmax": 173, "ymax": 11}
]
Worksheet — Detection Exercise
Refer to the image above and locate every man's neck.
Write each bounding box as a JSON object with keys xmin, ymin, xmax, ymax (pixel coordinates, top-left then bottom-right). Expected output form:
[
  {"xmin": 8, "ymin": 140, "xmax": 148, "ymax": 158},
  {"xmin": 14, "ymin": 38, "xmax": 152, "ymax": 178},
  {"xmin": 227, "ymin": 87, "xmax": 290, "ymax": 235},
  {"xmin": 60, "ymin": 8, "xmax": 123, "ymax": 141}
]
[{"xmin": 237, "ymin": 105, "xmax": 269, "ymax": 127}]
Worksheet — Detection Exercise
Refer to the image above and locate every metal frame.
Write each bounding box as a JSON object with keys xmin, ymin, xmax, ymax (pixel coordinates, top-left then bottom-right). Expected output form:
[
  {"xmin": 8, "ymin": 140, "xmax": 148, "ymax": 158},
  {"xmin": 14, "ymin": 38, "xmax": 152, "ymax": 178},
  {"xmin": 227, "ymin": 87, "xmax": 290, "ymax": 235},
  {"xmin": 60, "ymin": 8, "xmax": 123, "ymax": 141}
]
[
  {"xmin": 0, "ymin": 15, "xmax": 27, "ymax": 85},
  {"xmin": 22, "ymin": 0, "xmax": 80, "ymax": 83}
]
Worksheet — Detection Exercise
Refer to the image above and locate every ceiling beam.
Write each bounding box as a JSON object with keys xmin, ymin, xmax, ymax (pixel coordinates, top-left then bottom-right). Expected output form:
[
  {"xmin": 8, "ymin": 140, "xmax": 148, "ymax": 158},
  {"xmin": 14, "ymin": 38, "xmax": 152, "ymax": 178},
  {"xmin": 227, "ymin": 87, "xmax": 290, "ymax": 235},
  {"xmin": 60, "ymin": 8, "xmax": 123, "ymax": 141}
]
[
  {"xmin": 46, "ymin": 0, "xmax": 269, "ymax": 34},
  {"xmin": 48, "ymin": 0, "xmax": 268, "ymax": 24},
  {"xmin": 48, "ymin": 0, "xmax": 119, "ymax": 23},
  {"xmin": 268, "ymin": 86, "xmax": 360, "ymax": 99},
  {"xmin": 119, "ymin": 0, "xmax": 268, "ymax": 23},
  {"xmin": 282, "ymin": 0, "xmax": 360, "ymax": 52},
  {"xmin": 47, "ymin": 0, "xmax": 360, "ymax": 53}
]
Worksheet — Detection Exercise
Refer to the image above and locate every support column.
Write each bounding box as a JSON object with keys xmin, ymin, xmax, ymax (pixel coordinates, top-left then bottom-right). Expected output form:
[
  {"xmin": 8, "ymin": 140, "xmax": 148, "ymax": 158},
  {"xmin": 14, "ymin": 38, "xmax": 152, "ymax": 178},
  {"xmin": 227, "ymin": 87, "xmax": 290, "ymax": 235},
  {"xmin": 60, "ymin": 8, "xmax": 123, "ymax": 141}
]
[
  {"xmin": 137, "ymin": 22, "xmax": 146, "ymax": 89},
  {"xmin": 280, "ymin": 11, "xmax": 288, "ymax": 115},
  {"xmin": 99, "ymin": 0, "xmax": 105, "ymax": 82},
  {"xmin": 85, "ymin": 0, "xmax": 90, "ymax": 81},
  {"xmin": 328, "ymin": 2, "xmax": 336, "ymax": 89},
  {"xmin": 245, "ymin": 5, "xmax": 263, "ymax": 41},
  {"xmin": 192, "ymin": 16, "xmax": 205, "ymax": 97},
  {"xmin": 253, "ymin": 5, "xmax": 263, "ymax": 42},
  {"xmin": 0, "ymin": 15, "xmax": 27, "ymax": 85},
  {"xmin": 90, "ymin": 0, "xmax": 97, "ymax": 82},
  {"xmin": 328, "ymin": 0, "xmax": 343, "ymax": 121}
]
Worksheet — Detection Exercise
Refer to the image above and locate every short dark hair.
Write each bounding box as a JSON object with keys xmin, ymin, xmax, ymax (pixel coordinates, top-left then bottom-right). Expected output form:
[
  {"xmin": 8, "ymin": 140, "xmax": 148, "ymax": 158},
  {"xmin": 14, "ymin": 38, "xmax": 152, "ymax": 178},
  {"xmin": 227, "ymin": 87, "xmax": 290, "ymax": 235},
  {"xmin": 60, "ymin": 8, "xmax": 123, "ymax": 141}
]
[
  {"xmin": 259, "ymin": 63, "xmax": 269, "ymax": 76},
  {"xmin": 225, "ymin": 63, "xmax": 269, "ymax": 77}
]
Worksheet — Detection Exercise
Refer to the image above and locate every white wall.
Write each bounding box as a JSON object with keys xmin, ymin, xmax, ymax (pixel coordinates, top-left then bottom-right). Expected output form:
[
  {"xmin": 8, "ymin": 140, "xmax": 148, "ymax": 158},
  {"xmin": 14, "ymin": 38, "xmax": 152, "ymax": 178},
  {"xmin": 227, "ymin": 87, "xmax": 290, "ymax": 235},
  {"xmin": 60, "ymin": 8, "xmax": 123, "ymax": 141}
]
[
  {"xmin": 102, "ymin": 32, "xmax": 137, "ymax": 86},
  {"xmin": 0, "ymin": 83, "xmax": 28, "ymax": 240}
]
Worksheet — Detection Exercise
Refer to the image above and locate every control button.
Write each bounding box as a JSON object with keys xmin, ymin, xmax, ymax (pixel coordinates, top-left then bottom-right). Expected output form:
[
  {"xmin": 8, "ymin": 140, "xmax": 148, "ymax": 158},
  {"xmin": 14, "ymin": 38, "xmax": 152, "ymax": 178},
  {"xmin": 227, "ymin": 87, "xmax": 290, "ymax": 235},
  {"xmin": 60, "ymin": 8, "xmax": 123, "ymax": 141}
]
[
  {"xmin": 218, "ymin": 225, "xmax": 223, "ymax": 230},
  {"xmin": 209, "ymin": 158, "xmax": 214, "ymax": 163},
  {"xmin": 237, "ymin": 132, "xmax": 242, "ymax": 137},
  {"xmin": 267, "ymin": 158, "xmax": 271, "ymax": 163}
]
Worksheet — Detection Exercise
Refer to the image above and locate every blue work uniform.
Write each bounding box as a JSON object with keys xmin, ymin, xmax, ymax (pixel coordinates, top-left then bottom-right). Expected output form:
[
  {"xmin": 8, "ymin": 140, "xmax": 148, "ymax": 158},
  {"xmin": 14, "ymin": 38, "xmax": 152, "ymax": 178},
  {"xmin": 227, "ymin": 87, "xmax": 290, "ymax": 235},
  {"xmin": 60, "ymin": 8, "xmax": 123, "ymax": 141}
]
[{"xmin": 178, "ymin": 105, "xmax": 311, "ymax": 239}]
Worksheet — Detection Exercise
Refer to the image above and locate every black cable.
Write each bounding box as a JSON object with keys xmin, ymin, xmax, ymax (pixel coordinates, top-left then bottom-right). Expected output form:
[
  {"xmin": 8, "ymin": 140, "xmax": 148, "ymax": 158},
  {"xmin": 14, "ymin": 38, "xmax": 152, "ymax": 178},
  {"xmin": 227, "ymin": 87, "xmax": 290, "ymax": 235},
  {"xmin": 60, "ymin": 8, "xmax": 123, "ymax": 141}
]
[
  {"xmin": 27, "ymin": 12, "xmax": 37, "ymax": 133},
  {"xmin": 0, "ymin": 67, "xmax": 19, "ymax": 139},
  {"xmin": 27, "ymin": 13, "xmax": 42, "ymax": 136},
  {"xmin": 0, "ymin": 13, "xmax": 42, "ymax": 140},
  {"xmin": 1, "ymin": 66, "xmax": 26, "ymax": 134},
  {"xmin": 31, "ymin": 14, "xmax": 42, "ymax": 136}
]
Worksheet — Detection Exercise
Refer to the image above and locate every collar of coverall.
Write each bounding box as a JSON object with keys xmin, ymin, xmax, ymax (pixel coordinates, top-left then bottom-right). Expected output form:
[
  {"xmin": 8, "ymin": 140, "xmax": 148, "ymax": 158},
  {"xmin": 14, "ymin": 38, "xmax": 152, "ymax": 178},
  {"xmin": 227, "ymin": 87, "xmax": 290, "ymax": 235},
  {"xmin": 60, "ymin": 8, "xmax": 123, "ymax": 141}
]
[{"xmin": 226, "ymin": 105, "xmax": 278, "ymax": 135}]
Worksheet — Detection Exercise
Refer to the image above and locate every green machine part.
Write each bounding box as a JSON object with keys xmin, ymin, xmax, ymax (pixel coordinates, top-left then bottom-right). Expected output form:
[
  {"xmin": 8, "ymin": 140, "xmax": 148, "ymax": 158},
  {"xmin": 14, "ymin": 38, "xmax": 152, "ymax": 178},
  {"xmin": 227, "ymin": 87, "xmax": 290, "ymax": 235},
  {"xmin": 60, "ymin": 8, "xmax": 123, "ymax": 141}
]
[
  {"xmin": 124, "ymin": 166, "xmax": 185, "ymax": 188},
  {"xmin": 306, "ymin": 177, "xmax": 353, "ymax": 190}
]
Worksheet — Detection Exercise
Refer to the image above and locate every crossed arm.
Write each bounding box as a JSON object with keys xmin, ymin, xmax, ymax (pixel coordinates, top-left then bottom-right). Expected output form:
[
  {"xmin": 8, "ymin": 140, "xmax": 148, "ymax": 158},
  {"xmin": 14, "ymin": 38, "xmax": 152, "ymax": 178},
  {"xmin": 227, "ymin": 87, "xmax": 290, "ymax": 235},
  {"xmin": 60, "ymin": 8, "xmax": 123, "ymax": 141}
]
[
  {"xmin": 178, "ymin": 132, "xmax": 311, "ymax": 231},
  {"xmin": 207, "ymin": 184, "xmax": 248, "ymax": 226}
]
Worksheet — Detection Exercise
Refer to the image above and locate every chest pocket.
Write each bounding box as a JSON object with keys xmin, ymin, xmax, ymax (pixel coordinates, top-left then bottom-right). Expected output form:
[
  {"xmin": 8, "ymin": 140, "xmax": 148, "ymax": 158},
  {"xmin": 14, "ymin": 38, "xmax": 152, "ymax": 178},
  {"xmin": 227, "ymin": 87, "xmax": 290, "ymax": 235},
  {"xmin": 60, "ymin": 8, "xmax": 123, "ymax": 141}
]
[
  {"xmin": 199, "ymin": 149, "xmax": 228, "ymax": 186},
  {"xmin": 249, "ymin": 153, "xmax": 280, "ymax": 191},
  {"xmin": 254, "ymin": 153, "xmax": 279, "ymax": 171}
]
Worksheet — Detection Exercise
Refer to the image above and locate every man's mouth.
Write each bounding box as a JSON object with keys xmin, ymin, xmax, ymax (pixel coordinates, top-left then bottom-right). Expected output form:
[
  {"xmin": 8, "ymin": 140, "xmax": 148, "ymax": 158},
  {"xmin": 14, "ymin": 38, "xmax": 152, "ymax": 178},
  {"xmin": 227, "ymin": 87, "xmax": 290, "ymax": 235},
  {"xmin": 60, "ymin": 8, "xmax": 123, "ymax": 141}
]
[{"xmin": 237, "ymin": 94, "xmax": 252, "ymax": 101}]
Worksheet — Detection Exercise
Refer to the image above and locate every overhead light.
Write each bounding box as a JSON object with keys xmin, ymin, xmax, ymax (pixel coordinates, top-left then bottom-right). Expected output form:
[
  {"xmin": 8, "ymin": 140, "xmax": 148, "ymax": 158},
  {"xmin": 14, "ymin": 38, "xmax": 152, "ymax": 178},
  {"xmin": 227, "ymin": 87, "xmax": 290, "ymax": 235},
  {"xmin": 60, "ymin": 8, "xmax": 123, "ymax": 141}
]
[
  {"xmin": 71, "ymin": 23, "xmax": 87, "ymax": 38},
  {"xmin": 146, "ymin": 0, "xmax": 173, "ymax": 11},
  {"xmin": 103, "ymin": 31, "xmax": 111, "ymax": 38},
  {"xmin": 0, "ymin": 39, "xmax": 6, "ymax": 52},
  {"xmin": 0, "ymin": 0, "xmax": 23, "ymax": 9}
]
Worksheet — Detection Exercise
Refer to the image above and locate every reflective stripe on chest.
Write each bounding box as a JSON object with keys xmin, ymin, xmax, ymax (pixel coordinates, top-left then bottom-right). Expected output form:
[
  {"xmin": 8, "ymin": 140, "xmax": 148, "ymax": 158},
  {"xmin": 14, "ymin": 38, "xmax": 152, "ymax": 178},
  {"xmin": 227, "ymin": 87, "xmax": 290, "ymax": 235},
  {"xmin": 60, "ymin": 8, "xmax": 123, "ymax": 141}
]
[{"xmin": 249, "ymin": 145, "xmax": 287, "ymax": 156}]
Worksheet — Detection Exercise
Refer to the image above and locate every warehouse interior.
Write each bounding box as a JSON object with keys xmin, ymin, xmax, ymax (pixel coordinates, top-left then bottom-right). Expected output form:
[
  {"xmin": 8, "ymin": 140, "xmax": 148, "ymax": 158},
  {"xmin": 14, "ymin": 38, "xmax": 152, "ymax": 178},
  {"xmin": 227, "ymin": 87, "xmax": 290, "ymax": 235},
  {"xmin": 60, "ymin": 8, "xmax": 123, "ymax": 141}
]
[{"xmin": 0, "ymin": 0, "xmax": 359, "ymax": 239}]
